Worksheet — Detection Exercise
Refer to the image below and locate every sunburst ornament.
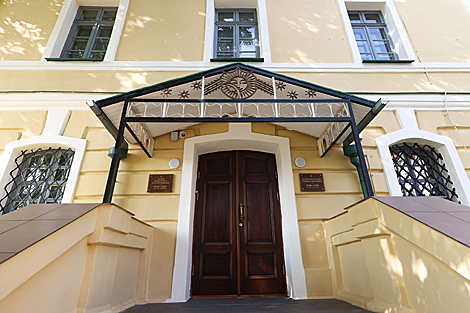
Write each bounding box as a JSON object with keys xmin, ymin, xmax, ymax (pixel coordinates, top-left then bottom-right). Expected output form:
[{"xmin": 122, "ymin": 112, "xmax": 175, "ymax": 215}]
[
  {"xmin": 160, "ymin": 88, "xmax": 172, "ymax": 97},
  {"xmin": 305, "ymin": 89, "xmax": 317, "ymax": 98},
  {"xmin": 220, "ymin": 68, "xmax": 257, "ymax": 99},
  {"xmin": 179, "ymin": 90, "xmax": 190, "ymax": 99}
]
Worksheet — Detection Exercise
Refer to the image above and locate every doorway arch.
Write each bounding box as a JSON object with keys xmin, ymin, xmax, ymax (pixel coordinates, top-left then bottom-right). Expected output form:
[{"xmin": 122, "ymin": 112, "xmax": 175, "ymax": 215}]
[{"xmin": 168, "ymin": 123, "xmax": 307, "ymax": 302}]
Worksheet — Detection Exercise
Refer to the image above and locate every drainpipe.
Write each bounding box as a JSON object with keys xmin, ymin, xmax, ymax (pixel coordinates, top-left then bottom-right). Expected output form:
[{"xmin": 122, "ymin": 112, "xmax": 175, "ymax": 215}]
[
  {"xmin": 343, "ymin": 144, "xmax": 368, "ymax": 199},
  {"xmin": 107, "ymin": 147, "xmax": 128, "ymax": 203}
]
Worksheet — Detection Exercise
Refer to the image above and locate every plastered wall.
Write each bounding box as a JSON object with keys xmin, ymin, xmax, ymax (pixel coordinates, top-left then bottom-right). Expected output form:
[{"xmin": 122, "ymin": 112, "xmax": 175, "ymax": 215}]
[
  {"xmin": 3, "ymin": 0, "xmax": 470, "ymax": 64},
  {"xmin": 115, "ymin": 0, "xmax": 206, "ymax": 61}
]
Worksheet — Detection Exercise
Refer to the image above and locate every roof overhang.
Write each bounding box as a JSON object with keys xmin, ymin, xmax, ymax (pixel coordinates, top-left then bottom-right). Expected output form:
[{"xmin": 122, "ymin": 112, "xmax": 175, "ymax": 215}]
[{"xmin": 92, "ymin": 63, "xmax": 384, "ymax": 157}]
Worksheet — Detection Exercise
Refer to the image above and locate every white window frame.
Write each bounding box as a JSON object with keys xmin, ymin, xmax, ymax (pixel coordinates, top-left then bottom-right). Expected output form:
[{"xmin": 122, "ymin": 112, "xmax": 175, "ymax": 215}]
[
  {"xmin": 337, "ymin": 0, "xmax": 415, "ymax": 63},
  {"xmin": 41, "ymin": 0, "xmax": 129, "ymax": 62},
  {"xmin": 203, "ymin": 0, "xmax": 271, "ymax": 63},
  {"xmin": 0, "ymin": 109, "xmax": 87, "ymax": 208},
  {"xmin": 376, "ymin": 108, "xmax": 470, "ymax": 206}
]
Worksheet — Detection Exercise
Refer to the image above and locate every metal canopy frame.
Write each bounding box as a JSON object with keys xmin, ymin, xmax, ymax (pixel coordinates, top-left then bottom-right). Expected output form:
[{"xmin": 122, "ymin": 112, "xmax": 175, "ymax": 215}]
[{"xmin": 92, "ymin": 63, "xmax": 384, "ymax": 203}]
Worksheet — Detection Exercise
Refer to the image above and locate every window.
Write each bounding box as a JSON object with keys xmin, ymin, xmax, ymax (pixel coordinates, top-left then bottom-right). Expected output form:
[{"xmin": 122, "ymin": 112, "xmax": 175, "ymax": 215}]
[
  {"xmin": 215, "ymin": 9, "xmax": 259, "ymax": 59},
  {"xmin": 61, "ymin": 6, "xmax": 117, "ymax": 60},
  {"xmin": 390, "ymin": 143, "xmax": 460, "ymax": 203},
  {"xmin": 0, "ymin": 148, "xmax": 75, "ymax": 214},
  {"xmin": 348, "ymin": 11, "xmax": 397, "ymax": 61}
]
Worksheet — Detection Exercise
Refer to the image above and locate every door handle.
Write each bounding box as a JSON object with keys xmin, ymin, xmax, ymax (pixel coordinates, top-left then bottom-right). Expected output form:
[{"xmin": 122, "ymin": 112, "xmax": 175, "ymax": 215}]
[{"xmin": 239, "ymin": 203, "xmax": 245, "ymax": 221}]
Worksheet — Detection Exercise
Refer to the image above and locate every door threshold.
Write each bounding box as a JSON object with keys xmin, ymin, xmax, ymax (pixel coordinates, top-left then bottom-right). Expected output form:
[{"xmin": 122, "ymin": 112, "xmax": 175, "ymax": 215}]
[{"xmin": 183, "ymin": 296, "xmax": 293, "ymax": 307}]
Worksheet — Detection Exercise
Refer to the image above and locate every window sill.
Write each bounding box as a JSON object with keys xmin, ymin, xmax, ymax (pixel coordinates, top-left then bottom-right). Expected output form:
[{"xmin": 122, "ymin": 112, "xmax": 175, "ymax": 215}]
[
  {"xmin": 45, "ymin": 58, "xmax": 104, "ymax": 62},
  {"xmin": 362, "ymin": 60, "xmax": 414, "ymax": 64},
  {"xmin": 210, "ymin": 58, "xmax": 264, "ymax": 63}
]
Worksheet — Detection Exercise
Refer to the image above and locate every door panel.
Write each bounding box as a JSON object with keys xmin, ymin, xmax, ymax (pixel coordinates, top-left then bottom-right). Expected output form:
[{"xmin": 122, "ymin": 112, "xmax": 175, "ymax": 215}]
[{"xmin": 191, "ymin": 151, "xmax": 286, "ymax": 296}]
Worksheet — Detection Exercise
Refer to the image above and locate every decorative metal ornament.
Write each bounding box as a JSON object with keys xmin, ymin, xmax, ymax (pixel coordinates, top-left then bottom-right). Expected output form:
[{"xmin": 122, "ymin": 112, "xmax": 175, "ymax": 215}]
[
  {"xmin": 179, "ymin": 90, "xmax": 190, "ymax": 99},
  {"xmin": 204, "ymin": 67, "xmax": 274, "ymax": 99},
  {"xmin": 220, "ymin": 68, "xmax": 257, "ymax": 99},
  {"xmin": 160, "ymin": 88, "xmax": 172, "ymax": 97}
]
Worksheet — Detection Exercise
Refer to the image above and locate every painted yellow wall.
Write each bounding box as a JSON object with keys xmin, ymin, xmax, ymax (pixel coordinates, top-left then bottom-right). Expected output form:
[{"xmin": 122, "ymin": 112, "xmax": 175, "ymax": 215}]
[
  {"xmin": 115, "ymin": 0, "xmax": 206, "ymax": 61},
  {"xmin": 0, "ymin": 0, "xmax": 62, "ymax": 61},
  {"xmin": 266, "ymin": 0, "xmax": 353, "ymax": 63},
  {"xmin": 394, "ymin": 0, "xmax": 470, "ymax": 63},
  {"xmin": 416, "ymin": 110, "xmax": 470, "ymax": 178}
]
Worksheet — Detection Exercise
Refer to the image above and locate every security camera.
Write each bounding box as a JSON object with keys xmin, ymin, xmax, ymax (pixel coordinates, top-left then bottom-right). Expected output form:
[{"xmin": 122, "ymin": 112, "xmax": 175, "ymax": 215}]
[{"xmin": 179, "ymin": 131, "xmax": 187, "ymax": 139}]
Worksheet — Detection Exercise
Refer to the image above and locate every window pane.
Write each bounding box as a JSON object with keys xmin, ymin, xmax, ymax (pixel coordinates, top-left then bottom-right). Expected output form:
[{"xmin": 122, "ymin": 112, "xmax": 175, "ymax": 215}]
[
  {"xmin": 239, "ymin": 39, "xmax": 255, "ymax": 52},
  {"xmin": 81, "ymin": 9, "xmax": 99, "ymax": 20},
  {"xmin": 90, "ymin": 51, "xmax": 106, "ymax": 59},
  {"xmin": 239, "ymin": 26, "xmax": 255, "ymax": 39},
  {"xmin": 217, "ymin": 52, "xmax": 234, "ymax": 58},
  {"xmin": 356, "ymin": 41, "xmax": 371, "ymax": 53},
  {"xmin": 239, "ymin": 52, "xmax": 257, "ymax": 58},
  {"xmin": 364, "ymin": 13, "xmax": 381, "ymax": 23},
  {"xmin": 102, "ymin": 10, "xmax": 117, "ymax": 21},
  {"xmin": 218, "ymin": 26, "xmax": 233, "ymax": 38},
  {"xmin": 93, "ymin": 38, "xmax": 109, "ymax": 51},
  {"xmin": 377, "ymin": 53, "xmax": 393, "ymax": 60},
  {"xmin": 369, "ymin": 28, "xmax": 387, "ymax": 40},
  {"xmin": 76, "ymin": 25, "xmax": 93, "ymax": 37},
  {"xmin": 97, "ymin": 26, "xmax": 113, "ymax": 38},
  {"xmin": 374, "ymin": 41, "xmax": 391, "ymax": 53},
  {"xmin": 66, "ymin": 51, "xmax": 84, "ymax": 58},
  {"xmin": 348, "ymin": 13, "xmax": 361, "ymax": 23},
  {"xmin": 218, "ymin": 12, "xmax": 234, "ymax": 22},
  {"xmin": 239, "ymin": 12, "xmax": 255, "ymax": 22},
  {"xmin": 353, "ymin": 28, "xmax": 367, "ymax": 40},
  {"xmin": 70, "ymin": 39, "xmax": 88, "ymax": 51},
  {"xmin": 360, "ymin": 54, "xmax": 373, "ymax": 60},
  {"xmin": 217, "ymin": 40, "xmax": 234, "ymax": 52}
]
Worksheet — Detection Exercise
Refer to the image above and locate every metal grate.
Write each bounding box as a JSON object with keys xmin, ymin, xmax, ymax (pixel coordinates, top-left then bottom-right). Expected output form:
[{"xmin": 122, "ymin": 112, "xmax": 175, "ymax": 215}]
[
  {"xmin": 0, "ymin": 148, "xmax": 75, "ymax": 215},
  {"xmin": 390, "ymin": 143, "xmax": 459, "ymax": 203}
]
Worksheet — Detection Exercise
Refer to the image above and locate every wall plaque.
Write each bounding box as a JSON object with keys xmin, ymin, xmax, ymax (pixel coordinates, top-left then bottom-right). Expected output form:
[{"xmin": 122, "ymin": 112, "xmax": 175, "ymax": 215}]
[
  {"xmin": 300, "ymin": 173, "xmax": 325, "ymax": 192},
  {"xmin": 148, "ymin": 174, "xmax": 173, "ymax": 193}
]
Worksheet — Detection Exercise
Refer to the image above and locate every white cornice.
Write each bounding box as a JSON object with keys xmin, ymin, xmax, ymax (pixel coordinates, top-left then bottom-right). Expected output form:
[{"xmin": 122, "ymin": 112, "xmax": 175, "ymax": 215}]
[{"xmin": 3, "ymin": 61, "xmax": 470, "ymax": 73}]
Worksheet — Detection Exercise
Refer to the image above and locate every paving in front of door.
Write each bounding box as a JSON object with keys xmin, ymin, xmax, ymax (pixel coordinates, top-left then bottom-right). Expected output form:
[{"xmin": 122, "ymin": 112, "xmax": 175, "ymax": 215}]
[{"xmin": 121, "ymin": 299, "xmax": 373, "ymax": 313}]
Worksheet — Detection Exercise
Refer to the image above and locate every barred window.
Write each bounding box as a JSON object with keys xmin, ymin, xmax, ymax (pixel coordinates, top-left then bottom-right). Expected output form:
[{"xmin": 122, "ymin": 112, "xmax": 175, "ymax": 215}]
[
  {"xmin": 0, "ymin": 148, "xmax": 75, "ymax": 215},
  {"xmin": 390, "ymin": 143, "xmax": 459, "ymax": 202}
]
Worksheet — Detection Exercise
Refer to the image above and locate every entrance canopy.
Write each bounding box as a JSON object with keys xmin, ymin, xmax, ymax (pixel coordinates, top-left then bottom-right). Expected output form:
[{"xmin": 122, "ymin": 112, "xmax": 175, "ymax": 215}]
[{"xmin": 92, "ymin": 63, "xmax": 383, "ymax": 158}]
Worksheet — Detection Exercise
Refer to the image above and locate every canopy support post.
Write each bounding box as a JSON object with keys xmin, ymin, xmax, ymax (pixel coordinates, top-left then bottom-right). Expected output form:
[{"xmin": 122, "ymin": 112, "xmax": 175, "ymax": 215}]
[
  {"xmin": 103, "ymin": 100, "xmax": 129, "ymax": 203},
  {"xmin": 346, "ymin": 100, "xmax": 374, "ymax": 198}
]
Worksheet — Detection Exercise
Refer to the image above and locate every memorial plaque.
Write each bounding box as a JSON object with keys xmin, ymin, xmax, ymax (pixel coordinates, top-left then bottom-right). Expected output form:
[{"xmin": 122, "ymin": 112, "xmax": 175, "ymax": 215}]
[
  {"xmin": 300, "ymin": 173, "xmax": 325, "ymax": 192},
  {"xmin": 148, "ymin": 174, "xmax": 173, "ymax": 193}
]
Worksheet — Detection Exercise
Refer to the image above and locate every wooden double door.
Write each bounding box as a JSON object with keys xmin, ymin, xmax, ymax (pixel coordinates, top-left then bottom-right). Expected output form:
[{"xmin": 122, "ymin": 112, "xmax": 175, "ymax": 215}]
[{"xmin": 191, "ymin": 151, "xmax": 287, "ymax": 296}]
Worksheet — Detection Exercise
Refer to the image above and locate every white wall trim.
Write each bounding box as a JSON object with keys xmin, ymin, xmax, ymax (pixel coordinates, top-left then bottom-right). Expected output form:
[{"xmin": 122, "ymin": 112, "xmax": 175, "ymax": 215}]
[
  {"xmin": 41, "ymin": 0, "xmax": 129, "ymax": 61},
  {"xmin": 376, "ymin": 108, "xmax": 470, "ymax": 206},
  {"xmin": 167, "ymin": 123, "xmax": 307, "ymax": 302},
  {"xmin": 0, "ymin": 109, "xmax": 87, "ymax": 208},
  {"xmin": 337, "ymin": 0, "xmax": 416, "ymax": 63}
]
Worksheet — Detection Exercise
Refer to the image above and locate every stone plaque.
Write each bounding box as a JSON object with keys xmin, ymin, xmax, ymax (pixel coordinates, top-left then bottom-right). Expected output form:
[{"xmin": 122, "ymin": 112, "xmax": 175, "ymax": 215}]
[
  {"xmin": 148, "ymin": 174, "xmax": 173, "ymax": 193},
  {"xmin": 300, "ymin": 173, "xmax": 325, "ymax": 192}
]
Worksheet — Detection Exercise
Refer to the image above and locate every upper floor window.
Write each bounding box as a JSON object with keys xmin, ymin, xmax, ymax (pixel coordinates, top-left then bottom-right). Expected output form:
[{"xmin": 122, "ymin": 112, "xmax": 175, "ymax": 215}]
[
  {"xmin": 348, "ymin": 11, "xmax": 397, "ymax": 61},
  {"xmin": 61, "ymin": 6, "xmax": 117, "ymax": 60},
  {"xmin": 215, "ymin": 9, "xmax": 259, "ymax": 59},
  {"xmin": 0, "ymin": 148, "xmax": 75, "ymax": 214},
  {"xmin": 390, "ymin": 143, "xmax": 460, "ymax": 203}
]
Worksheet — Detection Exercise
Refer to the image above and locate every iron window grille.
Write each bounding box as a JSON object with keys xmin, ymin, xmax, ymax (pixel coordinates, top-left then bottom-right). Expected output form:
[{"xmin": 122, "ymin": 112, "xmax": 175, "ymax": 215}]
[
  {"xmin": 0, "ymin": 148, "xmax": 75, "ymax": 215},
  {"xmin": 348, "ymin": 11, "xmax": 397, "ymax": 61},
  {"xmin": 215, "ymin": 9, "xmax": 259, "ymax": 59},
  {"xmin": 390, "ymin": 143, "xmax": 459, "ymax": 203},
  {"xmin": 61, "ymin": 6, "xmax": 117, "ymax": 60}
]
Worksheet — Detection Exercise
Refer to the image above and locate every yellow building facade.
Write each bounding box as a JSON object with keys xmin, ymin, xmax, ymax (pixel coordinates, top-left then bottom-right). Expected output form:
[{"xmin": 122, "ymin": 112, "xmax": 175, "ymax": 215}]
[{"xmin": 1, "ymin": 0, "xmax": 470, "ymax": 312}]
